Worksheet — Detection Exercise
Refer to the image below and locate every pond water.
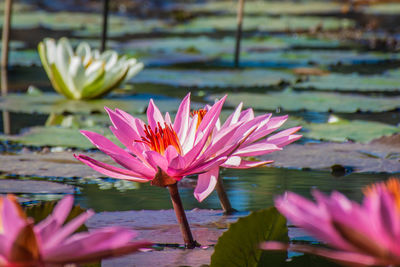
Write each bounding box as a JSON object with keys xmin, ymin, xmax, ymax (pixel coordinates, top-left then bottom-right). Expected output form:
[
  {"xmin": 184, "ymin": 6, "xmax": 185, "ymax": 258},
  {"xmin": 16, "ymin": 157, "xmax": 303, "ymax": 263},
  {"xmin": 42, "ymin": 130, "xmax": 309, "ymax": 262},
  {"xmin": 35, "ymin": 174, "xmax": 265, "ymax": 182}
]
[{"xmin": 1, "ymin": 1, "xmax": 400, "ymax": 265}]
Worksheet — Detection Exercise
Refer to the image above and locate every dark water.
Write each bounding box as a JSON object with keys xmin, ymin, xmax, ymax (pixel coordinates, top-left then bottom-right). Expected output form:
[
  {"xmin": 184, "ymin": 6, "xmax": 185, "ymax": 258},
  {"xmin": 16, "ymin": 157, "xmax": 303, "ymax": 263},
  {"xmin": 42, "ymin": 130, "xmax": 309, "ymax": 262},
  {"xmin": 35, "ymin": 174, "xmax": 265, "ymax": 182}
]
[{"xmin": 68, "ymin": 167, "xmax": 395, "ymax": 212}]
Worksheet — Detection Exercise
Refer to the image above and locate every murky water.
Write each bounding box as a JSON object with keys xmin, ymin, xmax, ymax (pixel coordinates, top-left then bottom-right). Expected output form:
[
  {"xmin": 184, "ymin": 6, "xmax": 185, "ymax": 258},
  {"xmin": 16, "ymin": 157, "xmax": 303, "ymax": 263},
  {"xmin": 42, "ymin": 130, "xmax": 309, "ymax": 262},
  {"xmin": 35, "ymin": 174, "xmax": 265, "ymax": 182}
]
[{"xmin": 9, "ymin": 167, "xmax": 395, "ymax": 212}]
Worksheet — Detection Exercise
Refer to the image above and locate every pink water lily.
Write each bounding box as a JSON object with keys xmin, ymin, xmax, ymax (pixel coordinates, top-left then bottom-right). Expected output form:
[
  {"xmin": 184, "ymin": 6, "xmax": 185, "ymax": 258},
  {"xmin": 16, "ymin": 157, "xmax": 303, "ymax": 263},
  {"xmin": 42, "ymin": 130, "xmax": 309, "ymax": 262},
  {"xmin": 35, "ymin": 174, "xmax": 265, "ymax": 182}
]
[
  {"xmin": 74, "ymin": 93, "xmax": 234, "ymax": 187},
  {"xmin": 193, "ymin": 102, "xmax": 302, "ymax": 202},
  {"xmin": 0, "ymin": 195, "xmax": 151, "ymax": 266},
  {"xmin": 261, "ymin": 178, "xmax": 400, "ymax": 267}
]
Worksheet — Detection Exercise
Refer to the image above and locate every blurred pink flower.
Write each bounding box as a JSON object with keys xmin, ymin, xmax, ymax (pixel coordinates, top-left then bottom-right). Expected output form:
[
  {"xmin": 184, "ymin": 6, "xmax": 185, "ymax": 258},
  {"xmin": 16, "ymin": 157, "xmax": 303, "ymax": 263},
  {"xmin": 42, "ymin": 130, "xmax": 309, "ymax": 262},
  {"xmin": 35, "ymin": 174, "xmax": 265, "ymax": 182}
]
[
  {"xmin": 261, "ymin": 178, "xmax": 400, "ymax": 267},
  {"xmin": 193, "ymin": 102, "xmax": 301, "ymax": 202},
  {"xmin": 0, "ymin": 195, "xmax": 151, "ymax": 266}
]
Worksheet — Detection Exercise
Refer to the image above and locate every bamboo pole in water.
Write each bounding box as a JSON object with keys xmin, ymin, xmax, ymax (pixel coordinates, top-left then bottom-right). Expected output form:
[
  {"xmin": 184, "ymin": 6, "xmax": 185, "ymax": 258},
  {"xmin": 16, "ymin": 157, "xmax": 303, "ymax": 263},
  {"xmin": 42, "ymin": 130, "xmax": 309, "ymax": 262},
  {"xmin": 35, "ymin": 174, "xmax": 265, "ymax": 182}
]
[
  {"xmin": 1, "ymin": 0, "xmax": 12, "ymax": 135},
  {"xmin": 234, "ymin": 0, "xmax": 245, "ymax": 68},
  {"xmin": 1, "ymin": 0, "xmax": 12, "ymax": 96},
  {"xmin": 100, "ymin": 0, "xmax": 109, "ymax": 52}
]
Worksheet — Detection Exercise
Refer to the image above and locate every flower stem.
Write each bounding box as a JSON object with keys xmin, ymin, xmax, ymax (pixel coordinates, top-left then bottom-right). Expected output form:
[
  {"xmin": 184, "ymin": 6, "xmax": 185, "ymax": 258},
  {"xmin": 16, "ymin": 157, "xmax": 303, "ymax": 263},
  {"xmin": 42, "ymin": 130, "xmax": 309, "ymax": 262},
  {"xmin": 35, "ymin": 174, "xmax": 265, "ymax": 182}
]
[
  {"xmin": 216, "ymin": 175, "xmax": 237, "ymax": 215},
  {"xmin": 167, "ymin": 183, "xmax": 199, "ymax": 249}
]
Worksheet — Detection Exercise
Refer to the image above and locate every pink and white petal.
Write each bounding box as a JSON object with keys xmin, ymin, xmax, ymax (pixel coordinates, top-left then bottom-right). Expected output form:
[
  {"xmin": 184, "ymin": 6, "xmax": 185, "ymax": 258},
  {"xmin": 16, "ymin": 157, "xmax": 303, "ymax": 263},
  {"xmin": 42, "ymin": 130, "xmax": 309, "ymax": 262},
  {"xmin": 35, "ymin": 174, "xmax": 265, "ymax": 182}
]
[
  {"xmin": 232, "ymin": 143, "xmax": 281, "ymax": 157},
  {"xmin": 245, "ymin": 115, "xmax": 289, "ymax": 143},
  {"xmin": 260, "ymin": 242, "xmax": 387, "ymax": 267},
  {"xmin": 2, "ymin": 198, "xmax": 26, "ymax": 242},
  {"xmin": 80, "ymin": 131, "xmax": 154, "ymax": 177},
  {"xmin": 143, "ymin": 151, "xmax": 169, "ymax": 172},
  {"xmin": 194, "ymin": 167, "xmax": 219, "ymax": 202},
  {"xmin": 165, "ymin": 112, "xmax": 172, "ymax": 125},
  {"xmin": 105, "ymin": 107, "xmax": 142, "ymax": 140},
  {"xmin": 164, "ymin": 145, "xmax": 179, "ymax": 163},
  {"xmin": 174, "ymin": 93, "xmax": 191, "ymax": 140},
  {"xmin": 221, "ymin": 102, "xmax": 243, "ymax": 128},
  {"xmin": 147, "ymin": 99, "xmax": 165, "ymax": 131},
  {"xmin": 238, "ymin": 108, "xmax": 255, "ymax": 122},
  {"xmin": 197, "ymin": 95, "xmax": 226, "ymax": 134},
  {"xmin": 184, "ymin": 156, "xmax": 227, "ymax": 176},
  {"xmin": 181, "ymin": 114, "xmax": 198, "ymax": 153},
  {"xmin": 222, "ymin": 159, "xmax": 273, "ymax": 169},
  {"xmin": 268, "ymin": 134, "xmax": 302, "ymax": 148},
  {"xmin": 74, "ymin": 154, "xmax": 152, "ymax": 182}
]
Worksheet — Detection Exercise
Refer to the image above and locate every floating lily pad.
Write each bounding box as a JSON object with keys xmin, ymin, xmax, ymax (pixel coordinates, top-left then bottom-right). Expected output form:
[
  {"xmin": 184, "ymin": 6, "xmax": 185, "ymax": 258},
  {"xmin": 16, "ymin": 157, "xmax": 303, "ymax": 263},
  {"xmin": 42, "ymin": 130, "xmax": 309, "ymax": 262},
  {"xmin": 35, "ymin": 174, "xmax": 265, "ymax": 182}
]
[
  {"xmin": 133, "ymin": 69, "xmax": 295, "ymax": 88},
  {"xmin": 211, "ymin": 207, "xmax": 288, "ymax": 267},
  {"xmin": 211, "ymin": 89, "xmax": 400, "ymax": 112},
  {"xmin": 0, "ymin": 126, "xmax": 118, "ymax": 149},
  {"xmin": 0, "ymin": 93, "xmax": 199, "ymax": 115},
  {"xmin": 181, "ymin": 1, "xmax": 344, "ymax": 15},
  {"xmin": 119, "ymin": 36, "xmax": 350, "ymax": 57},
  {"xmin": 295, "ymin": 73, "xmax": 400, "ymax": 92},
  {"xmin": 364, "ymin": 3, "xmax": 400, "ymax": 14},
  {"xmin": 0, "ymin": 179, "xmax": 74, "ymax": 194},
  {"xmin": 173, "ymin": 16, "xmax": 354, "ymax": 33},
  {"xmin": 218, "ymin": 50, "xmax": 400, "ymax": 67},
  {"xmin": 303, "ymin": 117, "xmax": 400, "ymax": 143},
  {"xmin": 1, "ymin": 11, "xmax": 165, "ymax": 37},
  {"xmin": 8, "ymin": 50, "xmax": 41, "ymax": 67},
  {"xmin": 261, "ymin": 136, "xmax": 400, "ymax": 173}
]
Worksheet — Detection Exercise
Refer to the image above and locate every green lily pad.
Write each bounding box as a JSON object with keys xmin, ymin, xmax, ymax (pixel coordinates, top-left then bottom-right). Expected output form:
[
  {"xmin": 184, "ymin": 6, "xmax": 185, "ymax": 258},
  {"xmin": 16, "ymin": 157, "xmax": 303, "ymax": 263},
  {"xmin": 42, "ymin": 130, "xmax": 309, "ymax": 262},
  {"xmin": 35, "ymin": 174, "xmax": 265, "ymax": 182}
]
[
  {"xmin": 304, "ymin": 116, "xmax": 400, "ymax": 143},
  {"xmin": 133, "ymin": 69, "xmax": 295, "ymax": 88},
  {"xmin": 0, "ymin": 93, "xmax": 199, "ymax": 115},
  {"xmin": 8, "ymin": 50, "xmax": 41, "ymax": 67},
  {"xmin": 120, "ymin": 36, "xmax": 350, "ymax": 57},
  {"xmin": 1, "ymin": 11, "xmax": 165, "ymax": 37},
  {"xmin": 210, "ymin": 207, "xmax": 288, "ymax": 267},
  {"xmin": 295, "ymin": 73, "xmax": 400, "ymax": 92},
  {"xmin": 364, "ymin": 3, "xmax": 400, "ymax": 14},
  {"xmin": 0, "ymin": 126, "xmax": 118, "ymax": 149},
  {"xmin": 182, "ymin": 1, "xmax": 344, "ymax": 15},
  {"xmin": 219, "ymin": 50, "xmax": 400, "ymax": 67},
  {"xmin": 211, "ymin": 89, "xmax": 400, "ymax": 112},
  {"xmin": 173, "ymin": 16, "xmax": 354, "ymax": 33}
]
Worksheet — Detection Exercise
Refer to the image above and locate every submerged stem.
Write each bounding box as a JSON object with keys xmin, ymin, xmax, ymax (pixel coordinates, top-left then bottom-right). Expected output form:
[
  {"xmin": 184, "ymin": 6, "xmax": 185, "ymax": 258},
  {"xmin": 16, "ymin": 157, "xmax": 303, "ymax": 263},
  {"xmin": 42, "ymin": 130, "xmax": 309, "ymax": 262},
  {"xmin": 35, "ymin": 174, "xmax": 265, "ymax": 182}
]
[
  {"xmin": 167, "ymin": 183, "xmax": 199, "ymax": 249},
  {"xmin": 216, "ymin": 175, "xmax": 237, "ymax": 215}
]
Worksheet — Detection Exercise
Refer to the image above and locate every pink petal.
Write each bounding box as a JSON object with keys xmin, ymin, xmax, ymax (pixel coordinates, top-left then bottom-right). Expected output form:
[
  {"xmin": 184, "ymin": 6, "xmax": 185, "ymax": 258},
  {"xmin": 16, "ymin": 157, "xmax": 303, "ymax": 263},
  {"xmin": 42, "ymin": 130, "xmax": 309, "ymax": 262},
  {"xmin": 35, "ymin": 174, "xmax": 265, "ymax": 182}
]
[
  {"xmin": 80, "ymin": 131, "xmax": 154, "ymax": 177},
  {"xmin": 74, "ymin": 154, "xmax": 151, "ymax": 182},
  {"xmin": 173, "ymin": 93, "xmax": 191, "ymax": 141},
  {"xmin": 147, "ymin": 99, "xmax": 165, "ymax": 131},
  {"xmin": 194, "ymin": 167, "xmax": 219, "ymax": 202},
  {"xmin": 232, "ymin": 143, "xmax": 281, "ymax": 157},
  {"xmin": 144, "ymin": 151, "xmax": 168, "ymax": 172},
  {"xmin": 222, "ymin": 158, "xmax": 273, "ymax": 169}
]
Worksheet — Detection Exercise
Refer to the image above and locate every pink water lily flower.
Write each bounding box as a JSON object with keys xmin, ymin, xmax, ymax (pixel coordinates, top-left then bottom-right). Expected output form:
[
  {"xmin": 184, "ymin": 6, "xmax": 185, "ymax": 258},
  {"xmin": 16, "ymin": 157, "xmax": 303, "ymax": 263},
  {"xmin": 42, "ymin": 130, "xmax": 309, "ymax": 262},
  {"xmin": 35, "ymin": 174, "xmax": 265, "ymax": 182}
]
[
  {"xmin": 193, "ymin": 102, "xmax": 302, "ymax": 202},
  {"xmin": 75, "ymin": 93, "xmax": 237, "ymax": 187},
  {"xmin": 0, "ymin": 195, "xmax": 151, "ymax": 266},
  {"xmin": 261, "ymin": 178, "xmax": 400, "ymax": 267}
]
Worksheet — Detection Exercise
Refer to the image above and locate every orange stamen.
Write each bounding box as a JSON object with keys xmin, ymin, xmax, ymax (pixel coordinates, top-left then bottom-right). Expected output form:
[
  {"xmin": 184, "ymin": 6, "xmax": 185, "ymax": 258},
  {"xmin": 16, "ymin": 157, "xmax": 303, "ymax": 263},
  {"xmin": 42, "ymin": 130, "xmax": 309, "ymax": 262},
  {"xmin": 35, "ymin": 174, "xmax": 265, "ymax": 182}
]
[
  {"xmin": 191, "ymin": 109, "xmax": 207, "ymax": 129},
  {"xmin": 364, "ymin": 177, "xmax": 400, "ymax": 210},
  {"xmin": 137, "ymin": 122, "xmax": 182, "ymax": 155}
]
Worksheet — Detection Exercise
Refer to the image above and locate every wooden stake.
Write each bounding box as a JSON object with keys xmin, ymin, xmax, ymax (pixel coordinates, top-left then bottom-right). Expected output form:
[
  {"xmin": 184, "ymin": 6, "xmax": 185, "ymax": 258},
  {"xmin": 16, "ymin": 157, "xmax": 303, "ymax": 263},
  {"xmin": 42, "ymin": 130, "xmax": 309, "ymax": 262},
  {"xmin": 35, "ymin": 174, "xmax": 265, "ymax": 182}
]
[
  {"xmin": 234, "ymin": 0, "xmax": 245, "ymax": 68},
  {"xmin": 167, "ymin": 183, "xmax": 199, "ymax": 249},
  {"xmin": 100, "ymin": 0, "xmax": 109, "ymax": 52},
  {"xmin": 1, "ymin": 0, "xmax": 13, "ymax": 96}
]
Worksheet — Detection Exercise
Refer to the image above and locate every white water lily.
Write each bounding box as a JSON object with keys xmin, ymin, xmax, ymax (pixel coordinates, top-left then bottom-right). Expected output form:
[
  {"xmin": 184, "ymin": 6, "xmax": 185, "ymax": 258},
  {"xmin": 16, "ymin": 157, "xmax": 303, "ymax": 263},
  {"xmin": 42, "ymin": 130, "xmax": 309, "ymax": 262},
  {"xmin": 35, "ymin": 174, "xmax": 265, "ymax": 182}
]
[{"xmin": 38, "ymin": 37, "xmax": 143, "ymax": 100}]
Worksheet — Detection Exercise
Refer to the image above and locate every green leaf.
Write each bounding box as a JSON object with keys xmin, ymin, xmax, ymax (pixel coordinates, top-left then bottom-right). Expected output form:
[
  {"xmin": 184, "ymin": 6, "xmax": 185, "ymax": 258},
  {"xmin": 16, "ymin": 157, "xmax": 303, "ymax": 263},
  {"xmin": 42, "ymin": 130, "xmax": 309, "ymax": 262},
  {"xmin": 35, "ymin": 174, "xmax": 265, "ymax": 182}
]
[
  {"xmin": 304, "ymin": 117, "xmax": 400, "ymax": 143},
  {"xmin": 134, "ymin": 69, "xmax": 295, "ymax": 88},
  {"xmin": 0, "ymin": 93, "xmax": 199, "ymax": 115},
  {"xmin": 284, "ymin": 254, "xmax": 342, "ymax": 267},
  {"xmin": 295, "ymin": 73, "xmax": 400, "ymax": 92},
  {"xmin": 210, "ymin": 207, "xmax": 289, "ymax": 267},
  {"xmin": 211, "ymin": 89, "xmax": 400, "ymax": 112}
]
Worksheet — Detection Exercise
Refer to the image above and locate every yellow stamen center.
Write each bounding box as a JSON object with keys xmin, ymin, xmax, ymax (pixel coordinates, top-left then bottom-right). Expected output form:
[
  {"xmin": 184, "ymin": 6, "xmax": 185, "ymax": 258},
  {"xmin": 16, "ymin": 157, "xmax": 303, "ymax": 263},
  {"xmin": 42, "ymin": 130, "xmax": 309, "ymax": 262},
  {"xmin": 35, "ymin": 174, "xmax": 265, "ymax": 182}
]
[{"xmin": 191, "ymin": 109, "xmax": 207, "ymax": 129}]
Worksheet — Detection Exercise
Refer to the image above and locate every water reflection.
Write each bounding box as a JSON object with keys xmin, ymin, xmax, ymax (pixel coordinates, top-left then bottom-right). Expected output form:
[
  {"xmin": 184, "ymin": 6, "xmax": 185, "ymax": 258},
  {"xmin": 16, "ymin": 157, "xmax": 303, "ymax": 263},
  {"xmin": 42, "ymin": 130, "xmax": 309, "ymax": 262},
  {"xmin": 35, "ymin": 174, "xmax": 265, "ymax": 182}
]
[{"xmin": 75, "ymin": 167, "xmax": 397, "ymax": 212}]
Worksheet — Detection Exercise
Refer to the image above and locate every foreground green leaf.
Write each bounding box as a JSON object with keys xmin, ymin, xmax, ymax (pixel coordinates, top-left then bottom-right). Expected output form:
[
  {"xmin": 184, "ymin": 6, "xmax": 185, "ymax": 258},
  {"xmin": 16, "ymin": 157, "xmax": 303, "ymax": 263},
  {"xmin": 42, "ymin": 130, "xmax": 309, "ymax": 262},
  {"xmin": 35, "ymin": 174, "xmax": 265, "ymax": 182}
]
[{"xmin": 210, "ymin": 207, "xmax": 289, "ymax": 267}]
